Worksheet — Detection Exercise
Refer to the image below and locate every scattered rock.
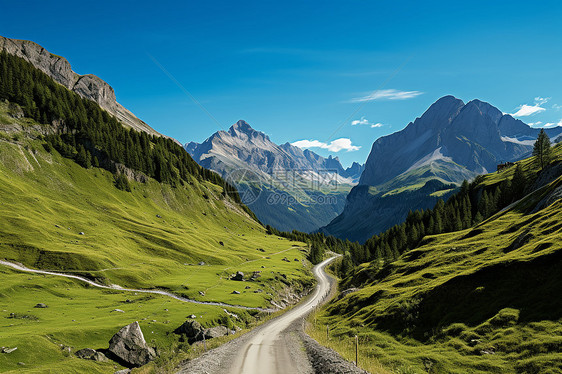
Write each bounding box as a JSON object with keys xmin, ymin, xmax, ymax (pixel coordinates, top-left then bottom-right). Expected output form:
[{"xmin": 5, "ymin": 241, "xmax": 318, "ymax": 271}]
[
  {"xmin": 114, "ymin": 369, "xmax": 131, "ymax": 374},
  {"xmin": 75, "ymin": 348, "xmax": 96, "ymax": 359},
  {"xmin": 174, "ymin": 320, "xmax": 204, "ymax": 343},
  {"xmin": 8, "ymin": 103, "xmax": 24, "ymax": 118},
  {"xmin": 219, "ymin": 241, "xmax": 224, "ymax": 246},
  {"xmin": 338, "ymin": 288, "xmax": 359, "ymax": 300},
  {"xmin": 1, "ymin": 347, "xmax": 17, "ymax": 354},
  {"xmin": 203, "ymin": 326, "xmax": 229, "ymax": 339},
  {"xmin": 75, "ymin": 348, "xmax": 108, "ymax": 362},
  {"xmin": 250, "ymin": 271, "xmax": 262, "ymax": 280},
  {"xmin": 34, "ymin": 303, "xmax": 48, "ymax": 308},
  {"xmin": 198, "ymin": 291, "xmax": 205, "ymax": 296},
  {"xmin": 112, "ymin": 309, "xmax": 125, "ymax": 313},
  {"xmin": 190, "ymin": 314, "xmax": 197, "ymax": 319},
  {"xmin": 156, "ymin": 214, "xmax": 162, "ymax": 218},
  {"xmin": 480, "ymin": 349, "xmax": 496, "ymax": 355},
  {"xmin": 108, "ymin": 321, "xmax": 156, "ymax": 367},
  {"xmin": 125, "ymin": 299, "xmax": 133, "ymax": 303},
  {"xmin": 54, "ymin": 224, "xmax": 60, "ymax": 228},
  {"xmin": 231, "ymin": 271, "xmax": 244, "ymax": 281},
  {"xmin": 256, "ymin": 248, "xmax": 265, "ymax": 252},
  {"xmin": 231, "ymin": 291, "xmax": 240, "ymax": 294},
  {"xmin": 282, "ymin": 257, "xmax": 290, "ymax": 262},
  {"xmin": 245, "ymin": 286, "xmax": 251, "ymax": 289},
  {"xmin": 261, "ymin": 265, "xmax": 265, "ymax": 268},
  {"xmin": 198, "ymin": 261, "xmax": 205, "ymax": 266},
  {"xmin": 469, "ymin": 339, "xmax": 481, "ymax": 347},
  {"xmin": 78, "ymin": 232, "xmax": 85, "ymax": 235},
  {"xmin": 17, "ymin": 362, "xmax": 25, "ymax": 366}
]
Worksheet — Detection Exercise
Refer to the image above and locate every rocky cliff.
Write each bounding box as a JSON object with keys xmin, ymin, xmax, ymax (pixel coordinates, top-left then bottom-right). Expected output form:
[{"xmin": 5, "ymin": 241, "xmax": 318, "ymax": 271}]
[
  {"xmin": 321, "ymin": 95, "xmax": 562, "ymax": 242},
  {"xmin": 0, "ymin": 35, "xmax": 164, "ymax": 138}
]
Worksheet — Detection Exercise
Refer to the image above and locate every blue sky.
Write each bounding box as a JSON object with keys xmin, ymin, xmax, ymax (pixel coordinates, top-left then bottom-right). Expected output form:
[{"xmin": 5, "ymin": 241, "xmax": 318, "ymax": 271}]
[{"xmin": 2, "ymin": 0, "xmax": 562, "ymax": 166}]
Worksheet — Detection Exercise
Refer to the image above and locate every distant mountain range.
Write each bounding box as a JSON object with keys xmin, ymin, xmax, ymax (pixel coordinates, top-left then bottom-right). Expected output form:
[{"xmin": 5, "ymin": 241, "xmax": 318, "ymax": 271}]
[
  {"xmin": 320, "ymin": 95, "xmax": 562, "ymax": 243},
  {"xmin": 185, "ymin": 120, "xmax": 364, "ymax": 232}
]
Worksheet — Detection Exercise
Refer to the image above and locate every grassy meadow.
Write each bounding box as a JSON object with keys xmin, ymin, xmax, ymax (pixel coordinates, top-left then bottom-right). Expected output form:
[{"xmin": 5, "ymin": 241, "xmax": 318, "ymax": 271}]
[
  {"xmin": 0, "ymin": 110, "xmax": 313, "ymax": 372},
  {"xmin": 310, "ymin": 145, "xmax": 562, "ymax": 373}
]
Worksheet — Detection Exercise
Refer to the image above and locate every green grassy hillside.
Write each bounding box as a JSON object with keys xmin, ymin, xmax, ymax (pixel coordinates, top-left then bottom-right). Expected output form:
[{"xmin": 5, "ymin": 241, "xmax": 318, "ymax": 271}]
[
  {"xmin": 0, "ymin": 103, "xmax": 312, "ymax": 372},
  {"xmin": 312, "ymin": 144, "xmax": 562, "ymax": 373}
]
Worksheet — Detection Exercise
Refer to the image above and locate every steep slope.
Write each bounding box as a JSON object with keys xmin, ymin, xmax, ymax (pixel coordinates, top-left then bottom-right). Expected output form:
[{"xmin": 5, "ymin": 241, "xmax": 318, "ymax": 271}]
[
  {"xmin": 313, "ymin": 143, "xmax": 562, "ymax": 374},
  {"xmin": 186, "ymin": 120, "xmax": 363, "ymax": 232},
  {"xmin": 322, "ymin": 95, "xmax": 562, "ymax": 243},
  {"xmin": 0, "ymin": 50, "xmax": 313, "ymax": 372},
  {"xmin": 0, "ymin": 35, "xmax": 165, "ymax": 138}
]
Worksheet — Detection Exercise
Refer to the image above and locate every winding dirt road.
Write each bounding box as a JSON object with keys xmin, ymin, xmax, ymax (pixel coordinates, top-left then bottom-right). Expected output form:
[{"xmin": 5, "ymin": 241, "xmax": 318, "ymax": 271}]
[
  {"xmin": 227, "ymin": 255, "xmax": 338, "ymax": 374},
  {"xmin": 0, "ymin": 260, "xmax": 269, "ymax": 311}
]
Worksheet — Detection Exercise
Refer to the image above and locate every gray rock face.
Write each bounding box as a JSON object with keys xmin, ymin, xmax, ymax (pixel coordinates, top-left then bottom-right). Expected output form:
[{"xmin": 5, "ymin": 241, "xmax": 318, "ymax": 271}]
[
  {"xmin": 231, "ymin": 271, "xmax": 244, "ymax": 281},
  {"xmin": 0, "ymin": 35, "xmax": 167, "ymax": 139},
  {"xmin": 187, "ymin": 121, "xmax": 363, "ymax": 182},
  {"xmin": 108, "ymin": 322, "xmax": 156, "ymax": 367},
  {"xmin": 185, "ymin": 120, "xmax": 363, "ymax": 232},
  {"xmin": 321, "ymin": 95, "xmax": 562, "ymax": 243}
]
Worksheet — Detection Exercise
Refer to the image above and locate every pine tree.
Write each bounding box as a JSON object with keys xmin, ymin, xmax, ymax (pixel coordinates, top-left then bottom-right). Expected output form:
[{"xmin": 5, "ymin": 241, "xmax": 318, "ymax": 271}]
[
  {"xmin": 511, "ymin": 163, "xmax": 527, "ymax": 199},
  {"xmin": 308, "ymin": 243, "xmax": 325, "ymax": 265},
  {"xmin": 533, "ymin": 129, "xmax": 551, "ymax": 170},
  {"xmin": 474, "ymin": 211, "xmax": 484, "ymax": 224},
  {"xmin": 75, "ymin": 144, "xmax": 88, "ymax": 168}
]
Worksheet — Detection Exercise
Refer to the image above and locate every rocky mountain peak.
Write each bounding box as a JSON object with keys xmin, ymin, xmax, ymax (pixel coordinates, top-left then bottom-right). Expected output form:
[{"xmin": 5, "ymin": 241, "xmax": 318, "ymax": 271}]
[
  {"xmin": 463, "ymin": 99, "xmax": 503, "ymax": 125},
  {"xmin": 415, "ymin": 95, "xmax": 465, "ymax": 129},
  {"xmin": 229, "ymin": 120, "xmax": 252, "ymax": 133},
  {"xmin": 0, "ymin": 35, "xmax": 167, "ymax": 139}
]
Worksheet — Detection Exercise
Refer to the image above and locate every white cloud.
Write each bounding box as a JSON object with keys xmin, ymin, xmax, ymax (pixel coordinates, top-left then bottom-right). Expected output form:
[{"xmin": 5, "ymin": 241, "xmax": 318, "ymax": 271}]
[
  {"xmin": 350, "ymin": 89, "xmax": 423, "ymax": 103},
  {"xmin": 351, "ymin": 117, "xmax": 371, "ymax": 126},
  {"xmin": 534, "ymin": 96, "xmax": 550, "ymax": 105},
  {"xmin": 528, "ymin": 121, "xmax": 543, "ymax": 127},
  {"xmin": 512, "ymin": 104, "xmax": 546, "ymax": 117},
  {"xmin": 291, "ymin": 138, "xmax": 361, "ymax": 152},
  {"xmin": 553, "ymin": 104, "xmax": 562, "ymax": 111},
  {"xmin": 511, "ymin": 97, "xmax": 550, "ymax": 117},
  {"xmin": 350, "ymin": 116, "xmax": 385, "ymax": 128},
  {"xmin": 543, "ymin": 120, "xmax": 562, "ymax": 128}
]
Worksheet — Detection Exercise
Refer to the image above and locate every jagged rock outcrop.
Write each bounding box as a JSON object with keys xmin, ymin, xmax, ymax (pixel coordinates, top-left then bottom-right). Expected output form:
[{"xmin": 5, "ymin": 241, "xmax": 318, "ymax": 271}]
[
  {"xmin": 0, "ymin": 35, "xmax": 167, "ymax": 139},
  {"xmin": 108, "ymin": 322, "xmax": 156, "ymax": 367}
]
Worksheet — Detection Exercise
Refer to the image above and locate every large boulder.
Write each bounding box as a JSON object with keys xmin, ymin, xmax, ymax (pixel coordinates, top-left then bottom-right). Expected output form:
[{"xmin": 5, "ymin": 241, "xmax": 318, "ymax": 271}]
[
  {"xmin": 231, "ymin": 271, "xmax": 244, "ymax": 281},
  {"xmin": 108, "ymin": 322, "xmax": 156, "ymax": 367},
  {"xmin": 174, "ymin": 320, "xmax": 204, "ymax": 342}
]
